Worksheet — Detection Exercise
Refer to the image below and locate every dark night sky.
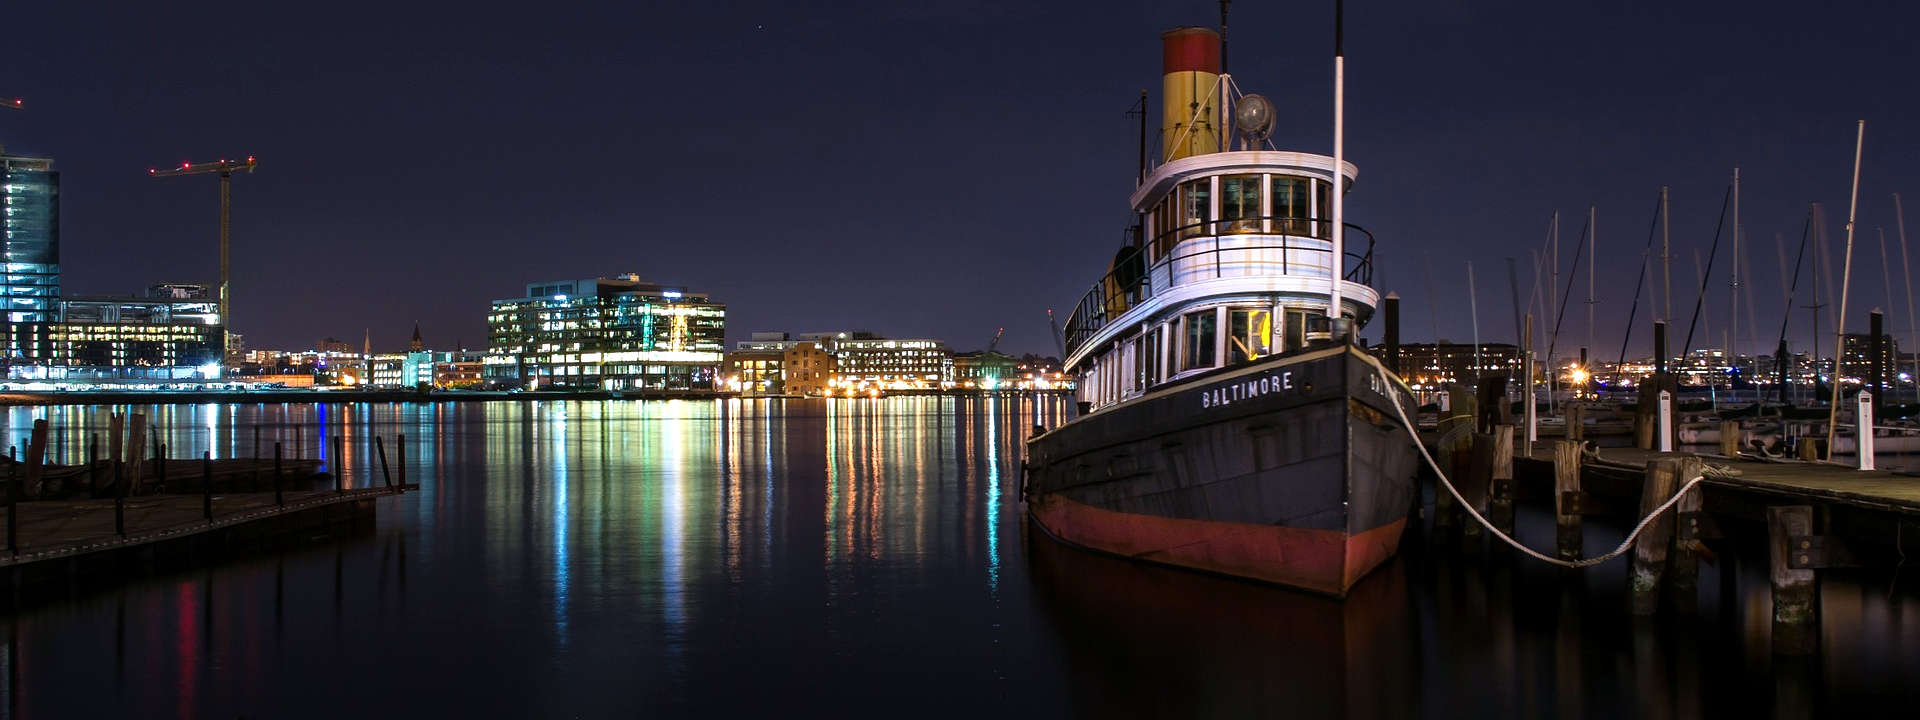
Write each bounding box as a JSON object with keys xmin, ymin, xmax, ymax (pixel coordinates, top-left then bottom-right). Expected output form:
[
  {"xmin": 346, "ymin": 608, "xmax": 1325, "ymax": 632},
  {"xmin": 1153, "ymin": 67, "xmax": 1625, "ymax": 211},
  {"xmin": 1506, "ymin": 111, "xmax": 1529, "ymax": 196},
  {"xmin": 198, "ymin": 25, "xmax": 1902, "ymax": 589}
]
[{"xmin": 5, "ymin": 1, "xmax": 1917, "ymax": 359}]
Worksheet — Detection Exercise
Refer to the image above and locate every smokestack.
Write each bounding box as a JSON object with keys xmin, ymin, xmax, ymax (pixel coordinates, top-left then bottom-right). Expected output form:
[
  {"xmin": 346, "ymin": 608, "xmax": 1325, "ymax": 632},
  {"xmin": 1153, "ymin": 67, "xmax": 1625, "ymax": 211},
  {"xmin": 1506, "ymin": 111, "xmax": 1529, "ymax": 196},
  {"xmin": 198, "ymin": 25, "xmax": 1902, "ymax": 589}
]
[{"xmin": 1161, "ymin": 27, "xmax": 1221, "ymax": 163}]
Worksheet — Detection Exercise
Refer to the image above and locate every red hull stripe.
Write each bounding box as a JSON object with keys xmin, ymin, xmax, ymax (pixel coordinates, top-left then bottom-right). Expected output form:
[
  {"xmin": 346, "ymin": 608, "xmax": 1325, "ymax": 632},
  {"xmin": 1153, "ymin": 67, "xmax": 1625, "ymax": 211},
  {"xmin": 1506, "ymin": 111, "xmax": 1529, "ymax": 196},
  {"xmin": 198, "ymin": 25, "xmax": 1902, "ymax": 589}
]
[{"xmin": 1033, "ymin": 494, "xmax": 1406, "ymax": 597}]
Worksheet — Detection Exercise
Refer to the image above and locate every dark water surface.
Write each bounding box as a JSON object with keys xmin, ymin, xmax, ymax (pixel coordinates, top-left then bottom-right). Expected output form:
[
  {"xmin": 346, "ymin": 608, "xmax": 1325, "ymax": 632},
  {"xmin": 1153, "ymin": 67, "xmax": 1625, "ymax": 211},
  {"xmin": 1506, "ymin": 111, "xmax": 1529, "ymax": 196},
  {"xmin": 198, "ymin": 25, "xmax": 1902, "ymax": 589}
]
[{"xmin": 2, "ymin": 398, "xmax": 1918, "ymax": 718}]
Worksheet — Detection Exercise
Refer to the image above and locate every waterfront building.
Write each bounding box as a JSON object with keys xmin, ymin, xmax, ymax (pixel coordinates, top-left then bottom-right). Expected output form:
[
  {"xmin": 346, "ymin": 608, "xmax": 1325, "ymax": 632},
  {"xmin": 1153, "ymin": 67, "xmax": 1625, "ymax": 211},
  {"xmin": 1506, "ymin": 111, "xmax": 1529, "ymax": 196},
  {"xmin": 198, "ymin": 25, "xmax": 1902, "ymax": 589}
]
[
  {"xmin": 484, "ymin": 274, "xmax": 725, "ymax": 390},
  {"xmin": 953, "ymin": 350, "xmax": 1019, "ymax": 388},
  {"xmin": 1839, "ymin": 332, "xmax": 1901, "ymax": 386},
  {"xmin": 1386, "ymin": 342, "xmax": 1525, "ymax": 389},
  {"xmin": 1, "ymin": 150, "xmax": 61, "ymax": 326},
  {"xmin": 723, "ymin": 348, "xmax": 785, "ymax": 394},
  {"xmin": 784, "ymin": 341, "xmax": 833, "ymax": 396},
  {"xmin": 831, "ymin": 337, "xmax": 951, "ymax": 389}
]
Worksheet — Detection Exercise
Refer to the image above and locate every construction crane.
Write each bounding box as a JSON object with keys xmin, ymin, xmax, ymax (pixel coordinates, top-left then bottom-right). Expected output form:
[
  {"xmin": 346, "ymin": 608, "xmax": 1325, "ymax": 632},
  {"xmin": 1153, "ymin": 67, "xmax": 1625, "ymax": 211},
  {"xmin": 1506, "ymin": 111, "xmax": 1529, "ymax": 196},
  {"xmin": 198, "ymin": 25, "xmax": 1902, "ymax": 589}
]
[
  {"xmin": 987, "ymin": 326, "xmax": 1005, "ymax": 355},
  {"xmin": 3, "ymin": 97, "xmax": 21, "ymax": 111},
  {"xmin": 1046, "ymin": 309, "xmax": 1066, "ymax": 359},
  {"xmin": 149, "ymin": 156, "xmax": 257, "ymax": 356}
]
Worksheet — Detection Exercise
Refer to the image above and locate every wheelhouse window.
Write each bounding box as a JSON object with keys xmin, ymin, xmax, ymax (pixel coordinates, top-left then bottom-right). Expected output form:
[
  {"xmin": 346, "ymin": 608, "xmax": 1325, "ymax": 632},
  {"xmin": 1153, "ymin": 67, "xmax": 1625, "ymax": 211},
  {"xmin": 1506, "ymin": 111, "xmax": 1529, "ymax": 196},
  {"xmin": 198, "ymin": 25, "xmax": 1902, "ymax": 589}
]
[
  {"xmin": 1220, "ymin": 175, "xmax": 1262, "ymax": 234},
  {"xmin": 1143, "ymin": 327, "xmax": 1161, "ymax": 385},
  {"xmin": 1228, "ymin": 308, "xmax": 1272, "ymax": 365},
  {"xmin": 1182, "ymin": 310, "xmax": 1216, "ymax": 370},
  {"xmin": 1178, "ymin": 179, "xmax": 1212, "ymax": 239},
  {"xmin": 1283, "ymin": 308, "xmax": 1327, "ymax": 351},
  {"xmin": 1271, "ymin": 176, "xmax": 1312, "ymax": 237},
  {"xmin": 1314, "ymin": 178, "xmax": 1334, "ymax": 237}
]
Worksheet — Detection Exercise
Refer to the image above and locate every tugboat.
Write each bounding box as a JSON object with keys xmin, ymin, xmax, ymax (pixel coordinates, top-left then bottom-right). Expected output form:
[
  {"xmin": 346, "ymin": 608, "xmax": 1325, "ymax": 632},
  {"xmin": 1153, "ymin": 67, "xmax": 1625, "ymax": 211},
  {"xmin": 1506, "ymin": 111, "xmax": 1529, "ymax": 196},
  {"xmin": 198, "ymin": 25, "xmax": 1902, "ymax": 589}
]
[{"xmin": 1024, "ymin": 21, "xmax": 1419, "ymax": 597}]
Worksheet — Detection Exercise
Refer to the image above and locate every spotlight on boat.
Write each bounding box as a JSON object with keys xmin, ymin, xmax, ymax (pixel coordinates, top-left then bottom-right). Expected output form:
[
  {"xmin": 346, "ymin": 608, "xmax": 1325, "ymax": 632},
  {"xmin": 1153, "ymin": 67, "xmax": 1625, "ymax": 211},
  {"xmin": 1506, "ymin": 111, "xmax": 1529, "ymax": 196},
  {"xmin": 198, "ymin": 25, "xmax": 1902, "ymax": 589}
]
[{"xmin": 1234, "ymin": 93, "xmax": 1275, "ymax": 146}]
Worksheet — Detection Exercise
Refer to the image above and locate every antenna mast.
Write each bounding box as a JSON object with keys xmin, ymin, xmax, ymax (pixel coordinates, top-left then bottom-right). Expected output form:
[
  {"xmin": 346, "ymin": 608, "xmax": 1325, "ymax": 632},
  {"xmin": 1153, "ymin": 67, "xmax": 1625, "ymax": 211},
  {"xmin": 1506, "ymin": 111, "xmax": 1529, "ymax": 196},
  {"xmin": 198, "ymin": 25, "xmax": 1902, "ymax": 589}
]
[{"xmin": 1327, "ymin": 0, "xmax": 1347, "ymax": 333}]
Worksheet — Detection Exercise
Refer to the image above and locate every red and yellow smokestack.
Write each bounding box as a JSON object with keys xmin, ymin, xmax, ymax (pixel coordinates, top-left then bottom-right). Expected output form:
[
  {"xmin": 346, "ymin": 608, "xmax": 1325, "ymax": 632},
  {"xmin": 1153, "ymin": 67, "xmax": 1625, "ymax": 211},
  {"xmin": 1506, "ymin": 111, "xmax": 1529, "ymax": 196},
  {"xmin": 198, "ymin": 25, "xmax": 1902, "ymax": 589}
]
[{"xmin": 1161, "ymin": 27, "xmax": 1221, "ymax": 163}]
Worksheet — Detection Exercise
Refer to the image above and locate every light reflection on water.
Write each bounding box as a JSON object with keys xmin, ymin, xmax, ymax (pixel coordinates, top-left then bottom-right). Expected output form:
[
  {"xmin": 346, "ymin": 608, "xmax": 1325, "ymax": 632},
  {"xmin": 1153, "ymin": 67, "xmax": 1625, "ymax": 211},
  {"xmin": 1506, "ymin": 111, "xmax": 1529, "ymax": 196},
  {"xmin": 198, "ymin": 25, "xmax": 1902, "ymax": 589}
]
[{"xmin": 0, "ymin": 397, "xmax": 1916, "ymax": 718}]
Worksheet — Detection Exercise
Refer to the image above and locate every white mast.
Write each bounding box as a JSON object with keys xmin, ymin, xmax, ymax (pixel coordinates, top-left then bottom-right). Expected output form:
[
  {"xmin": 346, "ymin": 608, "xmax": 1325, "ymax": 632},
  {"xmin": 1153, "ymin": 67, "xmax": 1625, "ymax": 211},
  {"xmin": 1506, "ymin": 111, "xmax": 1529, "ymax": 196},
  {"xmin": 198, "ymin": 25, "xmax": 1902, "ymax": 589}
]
[
  {"xmin": 1586, "ymin": 204, "xmax": 1596, "ymax": 375},
  {"xmin": 1327, "ymin": 0, "xmax": 1346, "ymax": 329},
  {"xmin": 1826, "ymin": 120, "xmax": 1866, "ymax": 459},
  {"xmin": 1469, "ymin": 261, "xmax": 1482, "ymax": 381}
]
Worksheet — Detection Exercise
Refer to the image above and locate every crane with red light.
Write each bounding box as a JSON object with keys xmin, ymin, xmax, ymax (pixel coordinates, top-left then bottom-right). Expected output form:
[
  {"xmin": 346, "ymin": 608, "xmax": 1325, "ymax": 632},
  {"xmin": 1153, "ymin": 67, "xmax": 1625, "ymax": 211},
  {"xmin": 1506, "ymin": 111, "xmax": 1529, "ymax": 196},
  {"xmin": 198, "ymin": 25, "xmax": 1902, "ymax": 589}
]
[
  {"xmin": 149, "ymin": 156, "xmax": 257, "ymax": 357},
  {"xmin": 2, "ymin": 98, "xmax": 21, "ymax": 111}
]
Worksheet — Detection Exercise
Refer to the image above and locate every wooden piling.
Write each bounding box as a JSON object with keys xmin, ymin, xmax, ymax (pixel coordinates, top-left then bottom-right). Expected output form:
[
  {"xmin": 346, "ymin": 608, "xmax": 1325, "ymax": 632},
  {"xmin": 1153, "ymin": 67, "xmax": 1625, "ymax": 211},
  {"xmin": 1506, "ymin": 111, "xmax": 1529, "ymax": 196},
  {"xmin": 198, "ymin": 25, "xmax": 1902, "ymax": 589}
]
[
  {"xmin": 108, "ymin": 413, "xmax": 124, "ymax": 491},
  {"xmin": 202, "ymin": 452, "xmax": 213, "ymax": 522},
  {"xmin": 1463, "ymin": 434, "xmax": 1490, "ymax": 545},
  {"xmin": 1567, "ymin": 403, "xmax": 1584, "ymax": 441},
  {"xmin": 397, "ymin": 433, "xmax": 407, "ymax": 493},
  {"xmin": 23, "ymin": 419, "xmax": 47, "ymax": 500},
  {"xmin": 7, "ymin": 447, "xmax": 17, "ymax": 553},
  {"xmin": 296, "ymin": 425, "xmax": 304, "ymax": 461},
  {"xmin": 332, "ymin": 435, "xmax": 344, "ymax": 493},
  {"xmin": 126, "ymin": 414, "xmax": 147, "ymax": 495},
  {"xmin": 1797, "ymin": 436, "xmax": 1821, "ymax": 461},
  {"xmin": 1488, "ymin": 425, "xmax": 1515, "ymax": 537},
  {"xmin": 157, "ymin": 443, "xmax": 168, "ymax": 491},
  {"xmin": 87, "ymin": 434, "xmax": 98, "ymax": 498},
  {"xmin": 1719, "ymin": 421, "xmax": 1740, "ymax": 457},
  {"xmin": 1669, "ymin": 456, "xmax": 1705, "ymax": 614},
  {"xmin": 1629, "ymin": 458, "xmax": 1681, "ymax": 615},
  {"xmin": 252, "ymin": 425, "xmax": 261, "ymax": 490},
  {"xmin": 274, "ymin": 442, "xmax": 284, "ymax": 507},
  {"xmin": 1768, "ymin": 505, "xmax": 1818, "ymax": 655},
  {"xmin": 375, "ymin": 436, "xmax": 393, "ymax": 488},
  {"xmin": 1553, "ymin": 439, "xmax": 1582, "ymax": 560}
]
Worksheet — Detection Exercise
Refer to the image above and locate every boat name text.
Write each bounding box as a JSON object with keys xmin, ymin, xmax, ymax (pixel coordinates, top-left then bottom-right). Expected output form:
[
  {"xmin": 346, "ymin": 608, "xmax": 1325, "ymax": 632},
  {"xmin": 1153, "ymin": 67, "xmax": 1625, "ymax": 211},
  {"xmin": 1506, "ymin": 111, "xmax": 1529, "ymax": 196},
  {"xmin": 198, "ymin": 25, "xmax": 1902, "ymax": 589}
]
[{"xmin": 1199, "ymin": 371, "xmax": 1294, "ymax": 410}]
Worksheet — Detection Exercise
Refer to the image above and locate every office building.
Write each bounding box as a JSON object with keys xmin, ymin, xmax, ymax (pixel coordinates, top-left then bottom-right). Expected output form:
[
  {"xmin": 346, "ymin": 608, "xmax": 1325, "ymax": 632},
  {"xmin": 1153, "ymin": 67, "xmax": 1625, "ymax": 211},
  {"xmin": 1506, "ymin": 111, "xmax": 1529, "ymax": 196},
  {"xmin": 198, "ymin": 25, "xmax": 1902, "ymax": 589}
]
[
  {"xmin": 485, "ymin": 274, "xmax": 725, "ymax": 390},
  {"xmin": 2, "ymin": 150, "xmax": 60, "ymax": 326}
]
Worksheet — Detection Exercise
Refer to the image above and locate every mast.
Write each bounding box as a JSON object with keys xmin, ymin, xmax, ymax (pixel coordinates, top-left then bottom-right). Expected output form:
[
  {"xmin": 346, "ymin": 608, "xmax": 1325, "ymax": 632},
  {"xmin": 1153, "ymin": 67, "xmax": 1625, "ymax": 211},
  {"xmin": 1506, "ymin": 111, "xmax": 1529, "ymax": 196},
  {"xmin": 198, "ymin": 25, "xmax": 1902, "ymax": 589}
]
[
  {"xmin": 1327, "ymin": 0, "xmax": 1346, "ymax": 329},
  {"xmin": 1731, "ymin": 168, "xmax": 1741, "ymax": 375},
  {"xmin": 1469, "ymin": 261, "xmax": 1482, "ymax": 383},
  {"xmin": 1826, "ymin": 120, "xmax": 1866, "ymax": 459},
  {"xmin": 1897, "ymin": 194, "xmax": 1917, "ymax": 404},
  {"xmin": 1586, "ymin": 204, "xmax": 1596, "ymax": 377},
  {"xmin": 1661, "ymin": 187, "xmax": 1672, "ymax": 326}
]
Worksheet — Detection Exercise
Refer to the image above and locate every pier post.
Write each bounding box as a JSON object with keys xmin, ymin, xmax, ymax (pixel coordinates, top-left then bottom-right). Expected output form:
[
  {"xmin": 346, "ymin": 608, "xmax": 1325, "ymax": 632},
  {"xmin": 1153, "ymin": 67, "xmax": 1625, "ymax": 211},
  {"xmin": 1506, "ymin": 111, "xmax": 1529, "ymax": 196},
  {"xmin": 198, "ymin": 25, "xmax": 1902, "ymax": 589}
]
[
  {"xmin": 113, "ymin": 455, "xmax": 125, "ymax": 538},
  {"xmin": 1630, "ymin": 458, "xmax": 1680, "ymax": 615},
  {"xmin": 1553, "ymin": 439, "xmax": 1582, "ymax": 560},
  {"xmin": 1857, "ymin": 392, "xmax": 1875, "ymax": 471},
  {"xmin": 1567, "ymin": 403, "xmax": 1584, "ymax": 442},
  {"xmin": 296, "ymin": 425, "xmax": 304, "ymax": 461},
  {"xmin": 108, "ymin": 413, "xmax": 123, "ymax": 492},
  {"xmin": 157, "ymin": 443, "xmax": 167, "ymax": 491},
  {"xmin": 1384, "ymin": 293, "xmax": 1400, "ymax": 375},
  {"xmin": 6, "ymin": 448, "xmax": 16, "ymax": 554},
  {"xmin": 398, "ymin": 433, "xmax": 407, "ymax": 493},
  {"xmin": 1719, "ymin": 420, "xmax": 1740, "ymax": 457},
  {"xmin": 1657, "ymin": 390, "xmax": 1673, "ymax": 453},
  {"xmin": 1798, "ymin": 435, "xmax": 1821, "ymax": 461},
  {"xmin": 274, "ymin": 442, "xmax": 284, "ymax": 507},
  {"xmin": 126, "ymin": 415, "xmax": 147, "ymax": 495},
  {"xmin": 1654, "ymin": 320, "xmax": 1668, "ymax": 375},
  {"xmin": 24, "ymin": 420, "xmax": 47, "ymax": 500},
  {"xmin": 87, "ymin": 434, "xmax": 98, "ymax": 497},
  {"xmin": 332, "ymin": 435, "xmax": 343, "ymax": 493},
  {"xmin": 202, "ymin": 451, "xmax": 213, "ymax": 522},
  {"xmin": 1767, "ymin": 505, "xmax": 1818, "ymax": 655},
  {"xmin": 1488, "ymin": 425, "xmax": 1515, "ymax": 537},
  {"xmin": 376, "ymin": 436, "xmax": 393, "ymax": 489},
  {"xmin": 252, "ymin": 426, "xmax": 261, "ymax": 490},
  {"xmin": 1670, "ymin": 456, "xmax": 1705, "ymax": 613},
  {"xmin": 1463, "ymin": 434, "xmax": 1490, "ymax": 546}
]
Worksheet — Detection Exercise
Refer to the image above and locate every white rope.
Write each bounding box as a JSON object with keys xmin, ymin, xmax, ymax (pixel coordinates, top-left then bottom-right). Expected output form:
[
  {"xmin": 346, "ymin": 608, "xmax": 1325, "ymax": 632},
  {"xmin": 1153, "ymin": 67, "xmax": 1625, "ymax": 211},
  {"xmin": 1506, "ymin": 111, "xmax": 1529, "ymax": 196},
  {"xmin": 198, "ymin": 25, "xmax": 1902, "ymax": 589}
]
[{"xmin": 1379, "ymin": 366, "xmax": 1705, "ymax": 568}]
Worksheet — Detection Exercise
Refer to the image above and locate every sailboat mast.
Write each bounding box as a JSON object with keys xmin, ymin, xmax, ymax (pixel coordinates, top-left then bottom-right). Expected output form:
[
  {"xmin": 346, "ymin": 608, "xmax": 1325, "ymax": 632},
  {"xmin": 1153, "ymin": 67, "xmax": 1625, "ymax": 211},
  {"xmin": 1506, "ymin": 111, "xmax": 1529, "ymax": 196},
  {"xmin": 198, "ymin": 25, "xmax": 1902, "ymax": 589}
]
[
  {"xmin": 1826, "ymin": 120, "xmax": 1866, "ymax": 459},
  {"xmin": 1469, "ymin": 261, "xmax": 1482, "ymax": 382},
  {"xmin": 1896, "ymin": 193, "xmax": 1918, "ymax": 403},
  {"xmin": 1730, "ymin": 168, "xmax": 1741, "ymax": 378},
  {"xmin": 1661, "ymin": 187, "xmax": 1673, "ymax": 326},
  {"xmin": 1587, "ymin": 204, "xmax": 1596, "ymax": 376}
]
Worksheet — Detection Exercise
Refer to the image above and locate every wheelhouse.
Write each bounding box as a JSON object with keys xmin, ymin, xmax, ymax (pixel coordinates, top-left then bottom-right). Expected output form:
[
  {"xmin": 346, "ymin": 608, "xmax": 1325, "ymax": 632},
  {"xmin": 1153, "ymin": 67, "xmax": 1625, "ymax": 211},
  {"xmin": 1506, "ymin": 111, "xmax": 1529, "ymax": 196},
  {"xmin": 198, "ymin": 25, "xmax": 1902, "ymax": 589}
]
[{"xmin": 1063, "ymin": 150, "xmax": 1379, "ymax": 410}]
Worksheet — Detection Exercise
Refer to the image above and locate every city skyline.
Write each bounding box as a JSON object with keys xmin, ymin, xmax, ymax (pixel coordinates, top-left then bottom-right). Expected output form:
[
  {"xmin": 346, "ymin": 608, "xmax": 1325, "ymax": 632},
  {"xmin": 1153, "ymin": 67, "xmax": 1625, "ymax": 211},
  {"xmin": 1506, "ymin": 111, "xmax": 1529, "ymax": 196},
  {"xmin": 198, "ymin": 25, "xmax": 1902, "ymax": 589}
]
[{"xmin": 4, "ymin": 2, "xmax": 1917, "ymax": 357}]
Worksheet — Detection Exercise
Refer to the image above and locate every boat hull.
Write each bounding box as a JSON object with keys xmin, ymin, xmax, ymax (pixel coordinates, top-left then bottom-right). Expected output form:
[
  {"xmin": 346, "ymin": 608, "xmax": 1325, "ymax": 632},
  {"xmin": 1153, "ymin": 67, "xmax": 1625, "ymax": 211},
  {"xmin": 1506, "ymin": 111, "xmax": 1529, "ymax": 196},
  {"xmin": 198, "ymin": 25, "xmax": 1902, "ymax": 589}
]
[{"xmin": 1024, "ymin": 346, "xmax": 1420, "ymax": 597}]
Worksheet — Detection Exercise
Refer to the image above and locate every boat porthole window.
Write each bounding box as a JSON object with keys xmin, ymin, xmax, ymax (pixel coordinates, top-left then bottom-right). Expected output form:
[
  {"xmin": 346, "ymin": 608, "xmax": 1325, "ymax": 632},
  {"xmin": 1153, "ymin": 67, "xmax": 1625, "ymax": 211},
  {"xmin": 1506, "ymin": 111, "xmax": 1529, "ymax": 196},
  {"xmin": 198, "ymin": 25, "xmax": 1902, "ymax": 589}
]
[{"xmin": 1183, "ymin": 310, "xmax": 1216, "ymax": 370}]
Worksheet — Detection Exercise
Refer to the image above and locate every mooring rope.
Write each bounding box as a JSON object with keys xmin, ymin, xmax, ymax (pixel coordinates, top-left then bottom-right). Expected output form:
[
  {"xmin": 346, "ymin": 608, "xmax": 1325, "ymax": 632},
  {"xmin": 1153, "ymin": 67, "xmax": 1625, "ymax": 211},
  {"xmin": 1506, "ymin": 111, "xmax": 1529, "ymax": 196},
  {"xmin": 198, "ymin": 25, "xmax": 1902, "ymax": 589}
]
[{"xmin": 1377, "ymin": 366, "xmax": 1706, "ymax": 569}]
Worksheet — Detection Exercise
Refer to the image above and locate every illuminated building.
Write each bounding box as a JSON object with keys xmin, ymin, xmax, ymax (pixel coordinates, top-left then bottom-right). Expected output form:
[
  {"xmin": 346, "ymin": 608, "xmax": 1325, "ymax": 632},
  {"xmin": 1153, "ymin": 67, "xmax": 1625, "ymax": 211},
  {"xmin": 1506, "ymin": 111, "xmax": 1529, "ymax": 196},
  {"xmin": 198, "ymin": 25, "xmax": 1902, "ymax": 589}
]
[
  {"xmin": 784, "ymin": 341, "xmax": 833, "ymax": 396},
  {"xmin": 1383, "ymin": 342, "xmax": 1525, "ymax": 388},
  {"xmin": 19, "ymin": 293, "xmax": 223, "ymax": 381},
  {"xmin": 723, "ymin": 348, "xmax": 785, "ymax": 394},
  {"xmin": 953, "ymin": 350, "xmax": 1018, "ymax": 387},
  {"xmin": 484, "ymin": 274, "xmax": 725, "ymax": 390},
  {"xmin": 829, "ymin": 337, "xmax": 951, "ymax": 388},
  {"xmin": 2, "ymin": 150, "xmax": 60, "ymax": 326}
]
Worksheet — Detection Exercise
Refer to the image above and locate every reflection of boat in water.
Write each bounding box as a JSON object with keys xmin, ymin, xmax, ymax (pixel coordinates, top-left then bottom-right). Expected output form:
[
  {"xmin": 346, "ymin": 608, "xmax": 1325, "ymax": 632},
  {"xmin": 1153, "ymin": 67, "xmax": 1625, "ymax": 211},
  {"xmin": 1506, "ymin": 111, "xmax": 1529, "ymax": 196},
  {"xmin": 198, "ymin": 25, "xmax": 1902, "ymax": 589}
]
[
  {"xmin": 1026, "ymin": 534, "xmax": 1414, "ymax": 719},
  {"xmin": 1023, "ymin": 23, "xmax": 1418, "ymax": 598}
]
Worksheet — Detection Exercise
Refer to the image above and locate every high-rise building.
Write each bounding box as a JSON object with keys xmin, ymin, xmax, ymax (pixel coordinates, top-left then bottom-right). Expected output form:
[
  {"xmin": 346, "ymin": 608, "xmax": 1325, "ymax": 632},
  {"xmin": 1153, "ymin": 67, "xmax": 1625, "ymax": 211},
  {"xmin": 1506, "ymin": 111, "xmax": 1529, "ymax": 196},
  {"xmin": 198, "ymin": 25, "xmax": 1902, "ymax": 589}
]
[
  {"xmin": 1, "ymin": 151, "xmax": 60, "ymax": 326},
  {"xmin": 484, "ymin": 274, "xmax": 726, "ymax": 390}
]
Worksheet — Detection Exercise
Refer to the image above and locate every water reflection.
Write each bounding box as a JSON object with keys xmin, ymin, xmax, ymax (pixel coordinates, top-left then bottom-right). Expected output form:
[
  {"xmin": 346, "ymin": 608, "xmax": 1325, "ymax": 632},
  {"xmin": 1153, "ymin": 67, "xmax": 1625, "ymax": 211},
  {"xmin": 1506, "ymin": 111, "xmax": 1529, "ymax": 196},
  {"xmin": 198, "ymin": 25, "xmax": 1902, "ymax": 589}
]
[{"xmin": 0, "ymin": 396, "xmax": 1915, "ymax": 717}]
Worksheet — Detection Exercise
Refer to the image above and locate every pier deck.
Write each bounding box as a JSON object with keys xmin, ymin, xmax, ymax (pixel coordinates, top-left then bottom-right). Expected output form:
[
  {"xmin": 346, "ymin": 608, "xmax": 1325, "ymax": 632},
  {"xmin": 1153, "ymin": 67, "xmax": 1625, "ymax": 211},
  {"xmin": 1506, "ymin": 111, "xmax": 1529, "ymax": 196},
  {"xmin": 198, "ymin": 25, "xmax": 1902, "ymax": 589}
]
[{"xmin": 1523, "ymin": 442, "xmax": 1920, "ymax": 516}]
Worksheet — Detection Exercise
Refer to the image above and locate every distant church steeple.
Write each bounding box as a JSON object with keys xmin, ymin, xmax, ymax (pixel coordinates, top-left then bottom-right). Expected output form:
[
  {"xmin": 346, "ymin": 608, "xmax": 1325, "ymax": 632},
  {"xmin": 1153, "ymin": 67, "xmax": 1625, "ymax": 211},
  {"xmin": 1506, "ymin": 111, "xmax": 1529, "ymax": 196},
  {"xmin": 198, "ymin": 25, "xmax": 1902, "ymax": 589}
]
[{"xmin": 410, "ymin": 322, "xmax": 423, "ymax": 352}]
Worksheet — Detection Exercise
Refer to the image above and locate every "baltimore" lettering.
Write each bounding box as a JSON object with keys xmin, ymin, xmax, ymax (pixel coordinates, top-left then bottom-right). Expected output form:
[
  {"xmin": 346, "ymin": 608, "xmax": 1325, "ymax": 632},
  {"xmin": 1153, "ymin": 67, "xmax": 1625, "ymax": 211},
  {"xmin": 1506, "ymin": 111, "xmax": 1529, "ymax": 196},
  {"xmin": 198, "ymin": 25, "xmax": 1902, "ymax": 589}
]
[{"xmin": 1199, "ymin": 370, "xmax": 1294, "ymax": 409}]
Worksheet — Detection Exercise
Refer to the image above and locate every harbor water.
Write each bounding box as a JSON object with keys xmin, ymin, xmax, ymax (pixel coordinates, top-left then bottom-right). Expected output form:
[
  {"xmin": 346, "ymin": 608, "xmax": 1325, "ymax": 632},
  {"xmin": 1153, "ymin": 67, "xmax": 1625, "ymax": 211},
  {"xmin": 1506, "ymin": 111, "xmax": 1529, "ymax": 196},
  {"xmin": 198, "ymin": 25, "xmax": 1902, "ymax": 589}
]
[{"xmin": 2, "ymin": 398, "xmax": 1918, "ymax": 718}]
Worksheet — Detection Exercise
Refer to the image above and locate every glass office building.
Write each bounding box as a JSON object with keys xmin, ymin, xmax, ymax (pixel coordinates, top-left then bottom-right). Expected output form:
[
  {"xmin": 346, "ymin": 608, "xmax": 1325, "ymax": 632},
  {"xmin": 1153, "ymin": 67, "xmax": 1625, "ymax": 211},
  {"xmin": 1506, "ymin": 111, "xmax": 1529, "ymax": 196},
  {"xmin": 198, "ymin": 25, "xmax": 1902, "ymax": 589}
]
[
  {"xmin": 2, "ymin": 152, "xmax": 60, "ymax": 324},
  {"xmin": 485, "ymin": 274, "xmax": 726, "ymax": 391}
]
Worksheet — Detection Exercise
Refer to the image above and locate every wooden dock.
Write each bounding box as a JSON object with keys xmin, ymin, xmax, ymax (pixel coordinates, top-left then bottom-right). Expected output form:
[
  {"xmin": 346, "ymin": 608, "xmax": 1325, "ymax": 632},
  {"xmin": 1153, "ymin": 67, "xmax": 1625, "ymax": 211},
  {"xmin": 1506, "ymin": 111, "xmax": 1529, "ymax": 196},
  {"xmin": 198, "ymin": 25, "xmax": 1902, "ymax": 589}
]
[{"xmin": 0, "ymin": 483, "xmax": 416, "ymax": 602}]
